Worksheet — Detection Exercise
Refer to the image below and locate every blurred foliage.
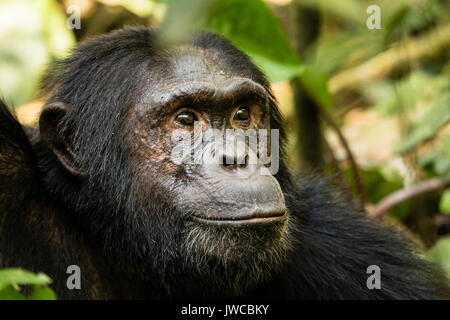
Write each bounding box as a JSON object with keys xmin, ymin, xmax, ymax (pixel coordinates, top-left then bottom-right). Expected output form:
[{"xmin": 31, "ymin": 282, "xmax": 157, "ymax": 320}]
[
  {"xmin": 0, "ymin": 269, "xmax": 56, "ymax": 300},
  {"xmin": 0, "ymin": 0, "xmax": 449, "ymax": 291},
  {"xmin": 425, "ymin": 238, "xmax": 450, "ymax": 278},
  {"xmin": 298, "ymin": 65, "xmax": 331, "ymax": 110},
  {"xmin": 344, "ymin": 167, "xmax": 411, "ymax": 220},
  {"xmin": 97, "ymin": 0, "xmax": 166, "ymax": 18},
  {"xmin": 419, "ymin": 136, "xmax": 450, "ymax": 181},
  {"xmin": 440, "ymin": 189, "xmax": 450, "ymax": 215},
  {"xmin": 298, "ymin": 0, "xmax": 450, "ymax": 267},
  {"xmin": 161, "ymin": 0, "xmax": 304, "ymax": 83},
  {"xmin": 0, "ymin": 0, "xmax": 75, "ymax": 106}
]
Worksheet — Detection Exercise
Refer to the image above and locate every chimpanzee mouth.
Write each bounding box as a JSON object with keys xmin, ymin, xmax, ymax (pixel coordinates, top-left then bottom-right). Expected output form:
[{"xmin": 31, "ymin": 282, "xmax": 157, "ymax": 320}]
[{"xmin": 191, "ymin": 211, "xmax": 287, "ymax": 226}]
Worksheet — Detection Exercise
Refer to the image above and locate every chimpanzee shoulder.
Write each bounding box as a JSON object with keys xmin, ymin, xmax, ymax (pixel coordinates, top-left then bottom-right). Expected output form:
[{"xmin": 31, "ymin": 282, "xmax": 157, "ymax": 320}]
[{"xmin": 249, "ymin": 175, "xmax": 450, "ymax": 299}]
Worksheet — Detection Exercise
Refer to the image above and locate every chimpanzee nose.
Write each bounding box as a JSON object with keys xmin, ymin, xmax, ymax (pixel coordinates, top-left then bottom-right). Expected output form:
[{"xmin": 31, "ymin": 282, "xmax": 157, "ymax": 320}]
[
  {"xmin": 208, "ymin": 143, "xmax": 262, "ymax": 179},
  {"xmin": 197, "ymin": 131, "xmax": 265, "ymax": 179},
  {"xmin": 220, "ymin": 154, "xmax": 249, "ymax": 171}
]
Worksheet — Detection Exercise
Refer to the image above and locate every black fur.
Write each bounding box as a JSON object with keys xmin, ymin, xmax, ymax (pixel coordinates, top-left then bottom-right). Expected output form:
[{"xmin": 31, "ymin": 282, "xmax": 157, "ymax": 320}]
[{"xmin": 0, "ymin": 27, "xmax": 448, "ymax": 299}]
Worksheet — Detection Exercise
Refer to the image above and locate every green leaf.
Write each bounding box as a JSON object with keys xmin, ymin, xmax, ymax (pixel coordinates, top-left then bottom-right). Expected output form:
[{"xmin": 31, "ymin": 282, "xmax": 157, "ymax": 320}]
[
  {"xmin": 0, "ymin": 286, "xmax": 26, "ymax": 300},
  {"xmin": 162, "ymin": 0, "xmax": 303, "ymax": 83},
  {"xmin": 418, "ymin": 135, "xmax": 450, "ymax": 182},
  {"xmin": 313, "ymin": 31, "xmax": 383, "ymax": 75},
  {"xmin": 425, "ymin": 238, "xmax": 450, "ymax": 279},
  {"xmin": 39, "ymin": 0, "xmax": 77, "ymax": 59},
  {"xmin": 0, "ymin": 0, "xmax": 75, "ymax": 106},
  {"xmin": 298, "ymin": 65, "xmax": 331, "ymax": 110},
  {"xmin": 28, "ymin": 284, "xmax": 57, "ymax": 300},
  {"xmin": 383, "ymin": 0, "xmax": 443, "ymax": 45},
  {"xmin": 0, "ymin": 268, "xmax": 56, "ymax": 300},
  {"xmin": 395, "ymin": 92, "xmax": 450, "ymax": 154},
  {"xmin": 440, "ymin": 189, "xmax": 450, "ymax": 215},
  {"xmin": 0, "ymin": 269, "xmax": 52, "ymax": 291},
  {"xmin": 204, "ymin": 0, "xmax": 302, "ymax": 83}
]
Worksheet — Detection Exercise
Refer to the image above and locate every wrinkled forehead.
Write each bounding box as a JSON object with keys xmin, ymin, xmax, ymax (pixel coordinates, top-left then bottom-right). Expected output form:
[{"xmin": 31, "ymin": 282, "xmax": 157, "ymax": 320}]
[
  {"xmin": 172, "ymin": 48, "xmax": 223, "ymax": 81},
  {"xmin": 151, "ymin": 47, "xmax": 240, "ymax": 89},
  {"xmin": 138, "ymin": 47, "xmax": 268, "ymax": 110}
]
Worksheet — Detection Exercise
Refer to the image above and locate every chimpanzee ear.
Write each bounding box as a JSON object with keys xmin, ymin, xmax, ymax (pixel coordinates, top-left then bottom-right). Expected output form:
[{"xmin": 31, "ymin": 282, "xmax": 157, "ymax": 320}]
[{"xmin": 39, "ymin": 103, "xmax": 82, "ymax": 177}]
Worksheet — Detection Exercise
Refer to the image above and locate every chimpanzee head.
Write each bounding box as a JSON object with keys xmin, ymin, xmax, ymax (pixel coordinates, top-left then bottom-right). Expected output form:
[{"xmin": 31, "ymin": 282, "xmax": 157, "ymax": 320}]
[{"xmin": 39, "ymin": 28, "xmax": 295, "ymax": 297}]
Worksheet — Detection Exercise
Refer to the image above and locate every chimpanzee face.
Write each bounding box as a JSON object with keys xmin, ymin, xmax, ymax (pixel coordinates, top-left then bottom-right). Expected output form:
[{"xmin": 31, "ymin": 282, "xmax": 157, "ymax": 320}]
[
  {"xmin": 124, "ymin": 47, "xmax": 292, "ymax": 288},
  {"xmin": 39, "ymin": 32, "xmax": 293, "ymax": 295}
]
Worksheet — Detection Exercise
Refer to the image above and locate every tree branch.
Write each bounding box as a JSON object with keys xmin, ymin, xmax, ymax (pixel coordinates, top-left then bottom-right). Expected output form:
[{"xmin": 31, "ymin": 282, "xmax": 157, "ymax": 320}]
[
  {"xmin": 320, "ymin": 109, "xmax": 366, "ymax": 207},
  {"xmin": 329, "ymin": 24, "xmax": 450, "ymax": 94},
  {"xmin": 367, "ymin": 176, "xmax": 448, "ymax": 219}
]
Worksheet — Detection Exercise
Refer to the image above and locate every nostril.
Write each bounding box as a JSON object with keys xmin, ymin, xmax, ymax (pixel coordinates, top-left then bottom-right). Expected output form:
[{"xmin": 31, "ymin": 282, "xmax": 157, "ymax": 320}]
[
  {"xmin": 221, "ymin": 155, "xmax": 236, "ymax": 170},
  {"xmin": 220, "ymin": 154, "xmax": 249, "ymax": 170},
  {"xmin": 237, "ymin": 155, "xmax": 249, "ymax": 169}
]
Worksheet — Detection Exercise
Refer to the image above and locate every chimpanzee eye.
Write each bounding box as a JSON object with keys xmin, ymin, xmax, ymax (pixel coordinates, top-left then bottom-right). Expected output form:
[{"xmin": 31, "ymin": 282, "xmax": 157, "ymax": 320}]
[
  {"xmin": 175, "ymin": 111, "xmax": 197, "ymax": 126},
  {"xmin": 233, "ymin": 106, "xmax": 250, "ymax": 122}
]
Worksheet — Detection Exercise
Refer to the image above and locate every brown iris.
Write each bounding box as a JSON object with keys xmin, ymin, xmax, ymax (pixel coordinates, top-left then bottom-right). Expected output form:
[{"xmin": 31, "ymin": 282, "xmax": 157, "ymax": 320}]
[
  {"xmin": 233, "ymin": 106, "xmax": 250, "ymax": 122},
  {"xmin": 175, "ymin": 111, "xmax": 197, "ymax": 126}
]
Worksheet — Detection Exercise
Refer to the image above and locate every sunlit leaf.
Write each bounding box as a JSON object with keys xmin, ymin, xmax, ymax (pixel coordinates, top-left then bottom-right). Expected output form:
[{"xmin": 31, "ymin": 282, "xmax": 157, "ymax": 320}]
[
  {"xmin": 425, "ymin": 238, "xmax": 450, "ymax": 278},
  {"xmin": 27, "ymin": 284, "xmax": 57, "ymax": 300},
  {"xmin": 440, "ymin": 189, "xmax": 450, "ymax": 215},
  {"xmin": 39, "ymin": 0, "xmax": 77, "ymax": 59},
  {"xmin": 0, "ymin": 0, "xmax": 75, "ymax": 106},
  {"xmin": 0, "ymin": 268, "xmax": 56, "ymax": 300},
  {"xmin": 0, "ymin": 268, "xmax": 51, "ymax": 291},
  {"xmin": 0, "ymin": 286, "xmax": 26, "ymax": 300}
]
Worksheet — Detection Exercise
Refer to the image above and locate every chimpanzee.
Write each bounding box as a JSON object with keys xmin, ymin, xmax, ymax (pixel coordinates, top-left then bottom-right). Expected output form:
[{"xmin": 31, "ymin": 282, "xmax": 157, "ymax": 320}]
[{"xmin": 0, "ymin": 27, "xmax": 448, "ymax": 299}]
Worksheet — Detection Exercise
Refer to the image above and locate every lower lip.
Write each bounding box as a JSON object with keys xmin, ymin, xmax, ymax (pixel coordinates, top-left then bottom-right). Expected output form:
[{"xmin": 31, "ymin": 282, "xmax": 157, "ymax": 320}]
[{"xmin": 191, "ymin": 212, "xmax": 287, "ymax": 226}]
